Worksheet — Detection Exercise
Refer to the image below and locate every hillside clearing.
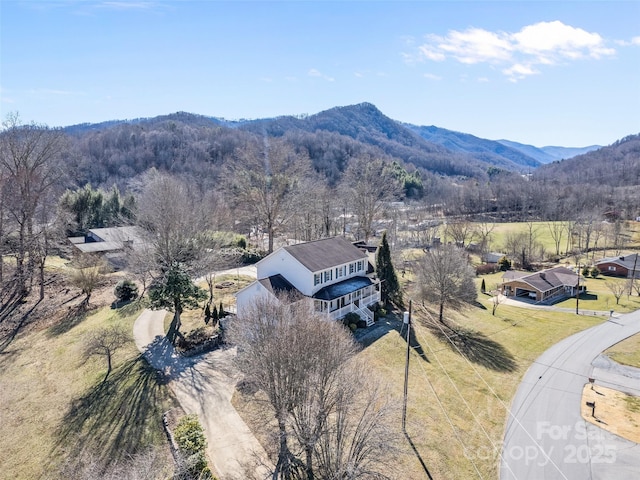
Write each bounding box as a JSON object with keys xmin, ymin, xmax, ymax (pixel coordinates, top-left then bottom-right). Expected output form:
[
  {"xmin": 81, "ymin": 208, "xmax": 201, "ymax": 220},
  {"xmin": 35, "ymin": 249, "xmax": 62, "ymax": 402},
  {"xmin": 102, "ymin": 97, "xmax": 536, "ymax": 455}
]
[{"xmin": 0, "ymin": 299, "xmax": 176, "ymax": 479}]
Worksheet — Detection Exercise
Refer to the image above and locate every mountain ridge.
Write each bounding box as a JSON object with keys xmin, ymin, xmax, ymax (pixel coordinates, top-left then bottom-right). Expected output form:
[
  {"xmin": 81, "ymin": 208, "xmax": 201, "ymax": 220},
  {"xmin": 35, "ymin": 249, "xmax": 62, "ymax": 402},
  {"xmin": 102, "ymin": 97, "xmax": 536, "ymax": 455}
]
[{"xmin": 62, "ymin": 102, "xmax": 608, "ymax": 174}]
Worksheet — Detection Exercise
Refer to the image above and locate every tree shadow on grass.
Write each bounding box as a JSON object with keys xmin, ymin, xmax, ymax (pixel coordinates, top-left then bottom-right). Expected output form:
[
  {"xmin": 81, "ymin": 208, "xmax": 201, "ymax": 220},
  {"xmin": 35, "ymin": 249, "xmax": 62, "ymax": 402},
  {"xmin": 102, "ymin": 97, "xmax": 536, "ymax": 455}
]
[
  {"xmin": 47, "ymin": 303, "xmax": 92, "ymax": 337},
  {"xmin": 50, "ymin": 355, "xmax": 173, "ymax": 473},
  {"xmin": 356, "ymin": 312, "xmax": 429, "ymax": 363},
  {"xmin": 424, "ymin": 318, "xmax": 518, "ymax": 373}
]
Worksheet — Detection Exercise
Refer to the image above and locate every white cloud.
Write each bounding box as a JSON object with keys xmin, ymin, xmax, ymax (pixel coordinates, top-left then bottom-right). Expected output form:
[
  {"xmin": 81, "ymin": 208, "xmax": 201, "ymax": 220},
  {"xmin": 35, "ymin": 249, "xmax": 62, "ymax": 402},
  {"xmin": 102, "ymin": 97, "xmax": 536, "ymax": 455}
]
[
  {"xmin": 418, "ymin": 44, "xmax": 446, "ymax": 62},
  {"xmin": 415, "ymin": 21, "xmax": 615, "ymax": 81},
  {"xmin": 423, "ymin": 73, "xmax": 442, "ymax": 81},
  {"xmin": 503, "ymin": 63, "xmax": 540, "ymax": 82},
  {"xmin": 632, "ymin": 36, "xmax": 640, "ymax": 46},
  {"xmin": 512, "ymin": 21, "xmax": 614, "ymax": 61},
  {"xmin": 308, "ymin": 69, "xmax": 334, "ymax": 82},
  {"xmin": 436, "ymin": 28, "xmax": 513, "ymax": 64}
]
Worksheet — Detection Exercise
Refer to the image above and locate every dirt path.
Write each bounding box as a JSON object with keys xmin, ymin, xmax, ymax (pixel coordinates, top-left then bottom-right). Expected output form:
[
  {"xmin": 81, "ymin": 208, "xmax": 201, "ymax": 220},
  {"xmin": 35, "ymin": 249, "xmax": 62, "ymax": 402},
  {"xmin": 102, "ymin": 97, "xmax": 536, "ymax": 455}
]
[{"xmin": 133, "ymin": 309, "xmax": 270, "ymax": 480}]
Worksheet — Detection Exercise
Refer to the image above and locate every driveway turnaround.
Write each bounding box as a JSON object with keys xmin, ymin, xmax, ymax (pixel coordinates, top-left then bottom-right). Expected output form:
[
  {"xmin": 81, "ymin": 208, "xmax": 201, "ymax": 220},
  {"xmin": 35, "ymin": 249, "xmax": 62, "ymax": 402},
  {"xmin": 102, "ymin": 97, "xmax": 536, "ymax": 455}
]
[
  {"xmin": 500, "ymin": 309, "xmax": 640, "ymax": 480},
  {"xmin": 133, "ymin": 309, "xmax": 270, "ymax": 480}
]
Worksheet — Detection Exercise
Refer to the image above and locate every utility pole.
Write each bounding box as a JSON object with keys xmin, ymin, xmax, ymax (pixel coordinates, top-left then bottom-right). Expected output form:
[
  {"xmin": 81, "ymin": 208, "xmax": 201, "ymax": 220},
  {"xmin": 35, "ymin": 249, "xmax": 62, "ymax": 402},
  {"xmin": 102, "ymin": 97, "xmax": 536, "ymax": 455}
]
[
  {"xmin": 402, "ymin": 299, "xmax": 412, "ymax": 433},
  {"xmin": 575, "ymin": 272, "xmax": 580, "ymax": 315},
  {"xmin": 629, "ymin": 253, "xmax": 638, "ymax": 295}
]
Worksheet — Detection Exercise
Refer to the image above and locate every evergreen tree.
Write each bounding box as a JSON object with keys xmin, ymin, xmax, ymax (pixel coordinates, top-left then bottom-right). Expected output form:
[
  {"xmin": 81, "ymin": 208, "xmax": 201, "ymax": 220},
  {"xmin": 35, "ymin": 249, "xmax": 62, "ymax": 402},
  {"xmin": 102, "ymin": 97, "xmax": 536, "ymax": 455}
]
[
  {"xmin": 376, "ymin": 231, "xmax": 403, "ymax": 307},
  {"xmin": 481, "ymin": 278, "xmax": 486, "ymax": 294},
  {"xmin": 204, "ymin": 303, "xmax": 211, "ymax": 324},
  {"xmin": 148, "ymin": 262, "xmax": 207, "ymax": 344}
]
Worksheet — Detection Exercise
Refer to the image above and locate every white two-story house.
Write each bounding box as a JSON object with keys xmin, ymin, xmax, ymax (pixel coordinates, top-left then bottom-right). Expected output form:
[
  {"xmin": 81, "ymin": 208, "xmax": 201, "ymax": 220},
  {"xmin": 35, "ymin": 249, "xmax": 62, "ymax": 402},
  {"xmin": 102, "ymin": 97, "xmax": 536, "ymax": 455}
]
[{"xmin": 235, "ymin": 237, "xmax": 381, "ymax": 325}]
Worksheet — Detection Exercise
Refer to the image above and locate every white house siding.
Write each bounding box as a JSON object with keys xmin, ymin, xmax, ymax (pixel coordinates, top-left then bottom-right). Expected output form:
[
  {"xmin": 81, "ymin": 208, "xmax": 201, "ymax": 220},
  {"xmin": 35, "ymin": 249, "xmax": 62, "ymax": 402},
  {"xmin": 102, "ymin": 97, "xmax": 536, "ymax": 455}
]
[
  {"xmin": 235, "ymin": 282, "xmax": 274, "ymax": 315},
  {"xmin": 256, "ymin": 249, "xmax": 314, "ymax": 295}
]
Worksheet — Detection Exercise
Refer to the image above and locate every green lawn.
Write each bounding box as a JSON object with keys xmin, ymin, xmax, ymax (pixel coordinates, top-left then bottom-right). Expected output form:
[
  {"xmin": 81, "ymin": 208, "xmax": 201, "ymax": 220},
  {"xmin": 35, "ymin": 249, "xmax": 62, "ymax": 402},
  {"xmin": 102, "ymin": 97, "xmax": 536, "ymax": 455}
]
[
  {"xmin": 554, "ymin": 276, "xmax": 640, "ymax": 313},
  {"xmin": 359, "ymin": 302, "xmax": 604, "ymax": 479},
  {"xmin": 605, "ymin": 333, "xmax": 640, "ymax": 368},
  {"xmin": 490, "ymin": 221, "xmax": 564, "ymax": 255},
  {"xmin": 0, "ymin": 302, "xmax": 176, "ymax": 479}
]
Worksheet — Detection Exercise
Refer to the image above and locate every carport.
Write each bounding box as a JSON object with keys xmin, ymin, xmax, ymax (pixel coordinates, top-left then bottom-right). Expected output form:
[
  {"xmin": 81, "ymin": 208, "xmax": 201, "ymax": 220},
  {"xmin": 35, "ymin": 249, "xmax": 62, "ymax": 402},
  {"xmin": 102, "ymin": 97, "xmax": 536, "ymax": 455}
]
[{"xmin": 515, "ymin": 287, "xmax": 538, "ymax": 300}]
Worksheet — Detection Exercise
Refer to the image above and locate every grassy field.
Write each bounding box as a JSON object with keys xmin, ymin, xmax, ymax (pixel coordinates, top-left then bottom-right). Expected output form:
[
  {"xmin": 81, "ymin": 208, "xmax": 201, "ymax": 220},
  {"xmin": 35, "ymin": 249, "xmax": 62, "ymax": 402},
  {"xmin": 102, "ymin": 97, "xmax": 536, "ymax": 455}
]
[
  {"xmin": 164, "ymin": 273, "xmax": 255, "ymax": 335},
  {"xmin": 554, "ymin": 276, "xmax": 640, "ymax": 313},
  {"xmin": 0, "ymin": 301, "xmax": 176, "ymax": 479},
  {"xmin": 358, "ymin": 302, "xmax": 605, "ymax": 479},
  {"xmin": 475, "ymin": 267, "xmax": 640, "ymax": 314},
  {"xmin": 605, "ymin": 333, "xmax": 640, "ymax": 368},
  {"xmin": 468, "ymin": 220, "xmax": 640, "ymax": 259}
]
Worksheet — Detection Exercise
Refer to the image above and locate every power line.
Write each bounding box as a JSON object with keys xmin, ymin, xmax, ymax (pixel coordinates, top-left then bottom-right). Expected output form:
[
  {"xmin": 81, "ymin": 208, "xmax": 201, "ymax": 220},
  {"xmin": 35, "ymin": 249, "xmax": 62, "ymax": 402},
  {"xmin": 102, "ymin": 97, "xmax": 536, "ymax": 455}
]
[
  {"xmin": 414, "ymin": 304, "xmax": 569, "ymax": 480},
  {"xmin": 408, "ymin": 341, "xmax": 487, "ymax": 480},
  {"xmin": 413, "ymin": 326, "xmax": 519, "ymax": 480}
]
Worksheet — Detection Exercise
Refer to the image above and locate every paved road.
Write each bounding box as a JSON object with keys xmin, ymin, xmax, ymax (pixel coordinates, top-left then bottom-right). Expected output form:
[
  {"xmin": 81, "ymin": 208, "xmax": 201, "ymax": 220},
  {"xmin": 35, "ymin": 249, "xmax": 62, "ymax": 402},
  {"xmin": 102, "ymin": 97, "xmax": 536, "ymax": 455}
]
[
  {"xmin": 500, "ymin": 309, "xmax": 640, "ymax": 480},
  {"xmin": 133, "ymin": 308, "xmax": 270, "ymax": 480}
]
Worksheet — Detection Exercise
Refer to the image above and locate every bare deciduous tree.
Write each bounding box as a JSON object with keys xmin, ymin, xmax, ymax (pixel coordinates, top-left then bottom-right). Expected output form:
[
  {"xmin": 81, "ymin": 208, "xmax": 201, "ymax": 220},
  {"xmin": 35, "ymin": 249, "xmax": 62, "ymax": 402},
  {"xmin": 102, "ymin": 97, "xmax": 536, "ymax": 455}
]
[
  {"xmin": 547, "ymin": 221, "xmax": 566, "ymax": 257},
  {"xmin": 136, "ymin": 172, "xmax": 211, "ymax": 270},
  {"xmin": 490, "ymin": 290, "xmax": 506, "ymax": 316},
  {"xmin": 445, "ymin": 219, "xmax": 475, "ymax": 249},
  {"xmin": 475, "ymin": 221, "xmax": 495, "ymax": 256},
  {"xmin": 605, "ymin": 280, "xmax": 626, "ymax": 305},
  {"xmin": 339, "ymin": 156, "xmax": 400, "ymax": 242},
  {"xmin": 83, "ymin": 324, "xmax": 129, "ymax": 381},
  {"xmin": 68, "ymin": 253, "xmax": 108, "ymax": 308},
  {"xmin": 228, "ymin": 295, "xmax": 396, "ymax": 480},
  {"xmin": 226, "ymin": 138, "xmax": 312, "ymax": 253},
  {"xmin": 417, "ymin": 244, "xmax": 477, "ymax": 323},
  {"xmin": 0, "ymin": 112, "xmax": 67, "ymax": 296}
]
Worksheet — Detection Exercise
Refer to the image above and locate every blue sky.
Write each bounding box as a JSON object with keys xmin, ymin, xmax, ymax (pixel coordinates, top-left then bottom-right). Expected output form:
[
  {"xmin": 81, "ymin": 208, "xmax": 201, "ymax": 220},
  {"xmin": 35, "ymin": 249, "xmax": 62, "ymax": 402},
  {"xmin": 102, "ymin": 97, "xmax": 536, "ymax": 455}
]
[{"xmin": 1, "ymin": 1, "xmax": 639, "ymax": 147}]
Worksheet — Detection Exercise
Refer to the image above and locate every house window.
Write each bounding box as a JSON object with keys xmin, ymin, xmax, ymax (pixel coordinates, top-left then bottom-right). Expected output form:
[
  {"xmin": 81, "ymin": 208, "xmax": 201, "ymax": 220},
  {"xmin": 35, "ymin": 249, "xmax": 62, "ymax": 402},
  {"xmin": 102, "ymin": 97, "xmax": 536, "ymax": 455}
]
[
  {"xmin": 608, "ymin": 266, "xmax": 616, "ymax": 271},
  {"xmin": 324, "ymin": 270, "xmax": 333, "ymax": 282},
  {"xmin": 349, "ymin": 263, "xmax": 355, "ymax": 274},
  {"xmin": 314, "ymin": 273, "xmax": 321, "ymax": 286},
  {"xmin": 357, "ymin": 260, "xmax": 364, "ymax": 271}
]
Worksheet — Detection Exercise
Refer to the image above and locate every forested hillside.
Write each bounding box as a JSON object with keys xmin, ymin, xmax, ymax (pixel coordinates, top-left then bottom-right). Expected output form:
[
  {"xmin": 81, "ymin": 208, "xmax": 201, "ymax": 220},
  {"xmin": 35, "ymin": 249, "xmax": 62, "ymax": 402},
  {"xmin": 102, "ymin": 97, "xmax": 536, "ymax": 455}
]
[{"xmin": 536, "ymin": 134, "xmax": 640, "ymax": 187}]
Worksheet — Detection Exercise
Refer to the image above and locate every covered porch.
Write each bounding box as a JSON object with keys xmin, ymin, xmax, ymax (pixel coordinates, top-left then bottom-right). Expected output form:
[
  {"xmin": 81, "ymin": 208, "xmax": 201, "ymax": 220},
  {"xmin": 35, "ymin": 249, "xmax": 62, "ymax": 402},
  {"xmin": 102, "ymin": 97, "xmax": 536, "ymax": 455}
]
[{"xmin": 313, "ymin": 276, "xmax": 380, "ymax": 323}]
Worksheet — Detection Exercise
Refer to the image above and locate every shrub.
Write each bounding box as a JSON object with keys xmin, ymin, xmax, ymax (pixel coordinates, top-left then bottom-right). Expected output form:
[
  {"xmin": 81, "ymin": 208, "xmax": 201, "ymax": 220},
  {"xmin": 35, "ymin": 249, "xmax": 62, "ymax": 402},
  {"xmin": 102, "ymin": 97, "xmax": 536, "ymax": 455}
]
[
  {"xmin": 343, "ymin": 312, "xmax": 360, "ymax": 326},
  {"xmin": 356, "ymin": 320, "xmax": 367, "ymax": 329},
  {"xmin": 582, "ymin": 266, "xmax": 591, "ymax": 277},
  {"xmin": 114, "ymin": 279, "xmax": 138, "ymax": 302},
  {"xmin": 176, "ymin": 327, "xmax": 214, "ymax": 352},
  {"xmin": 241, "ymin": 249, "xmax": 266, "ymax": 264},
  {"xmin": 476, "ymin": 263, "xmax": 498, "ymax": 275},
  {"xmin": 349, "ymin": 323, "xmax": 357, "ymax": 332},
  {"xmin": 185, "ymin": 451, "xmax": 212, "ymax": 479},
  {"xmin": 591, "ymin": 267, "xmax": 600, "ymax": 278},
  {"xmin": 174, "ymin": 414, "xmax": 207, "ymax": 457},
  {"xmin": 498, "ymin": 256, "xmax": 511, "ymax": 271}
]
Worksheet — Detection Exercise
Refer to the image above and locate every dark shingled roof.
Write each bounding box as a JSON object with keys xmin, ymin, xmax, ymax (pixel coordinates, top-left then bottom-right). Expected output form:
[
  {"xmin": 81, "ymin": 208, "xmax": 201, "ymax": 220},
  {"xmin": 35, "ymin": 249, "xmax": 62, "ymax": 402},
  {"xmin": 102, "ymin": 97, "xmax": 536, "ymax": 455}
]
[
  {"xmin": 506, "ymin": 266, "xmax": 578, "ymax": 293},
  {"xmin": 258, "ymin": 274, "xmax": 300, "ymax": 296},
  {"xmin": 596, "ymin": 253, "xmax": 640, "ymax": 270},
  {"xmin": 313, "ymin": 276, "xmax": 374, "ymax": 301},
  {"xmin": 283, "ymin": 237, "xmax": 367, "ymax": 272}
]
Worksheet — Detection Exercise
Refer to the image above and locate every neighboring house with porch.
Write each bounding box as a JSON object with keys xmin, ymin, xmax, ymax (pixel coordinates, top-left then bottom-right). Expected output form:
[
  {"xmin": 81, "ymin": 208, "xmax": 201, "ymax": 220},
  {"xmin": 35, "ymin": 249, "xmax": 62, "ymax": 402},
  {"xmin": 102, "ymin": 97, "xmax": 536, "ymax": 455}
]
[
  {"xmin": 500, "ymin": 266, "xmax": 583, "ymax": 304},
  {"xmin": 235, "ymin": 237, "xmax": 381, "ymax": 325},
  {"xmin": 594, "ymin": 254, "xmax": 640, "ymax": 278}
]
